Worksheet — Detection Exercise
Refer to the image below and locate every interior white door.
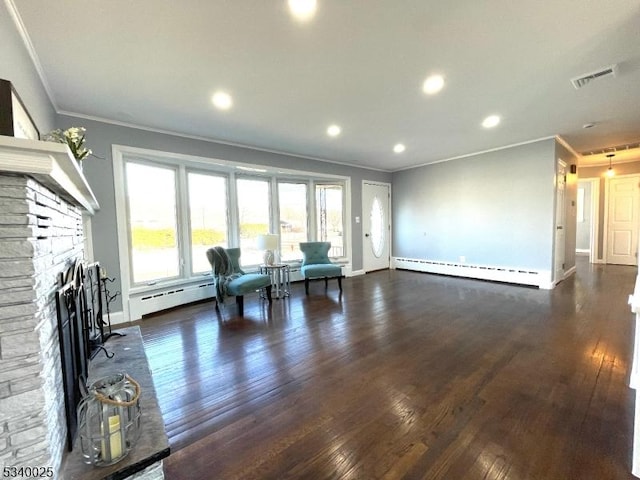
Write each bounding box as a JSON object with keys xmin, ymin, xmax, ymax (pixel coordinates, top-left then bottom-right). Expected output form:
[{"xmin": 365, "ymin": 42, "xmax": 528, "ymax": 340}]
[
  {"xmin": 554, "ymin": 161, "xmax": 566, "ymax": 283},
  {"xmin": 606, "ymin": 175, "xmax": 640, "ymax": 266},
  {"xmin": 362, "ymin": 182, "xmax": 390, "ymax": 272}
]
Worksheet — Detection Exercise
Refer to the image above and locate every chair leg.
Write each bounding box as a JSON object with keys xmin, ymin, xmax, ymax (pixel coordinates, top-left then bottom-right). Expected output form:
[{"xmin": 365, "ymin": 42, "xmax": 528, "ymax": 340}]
[
  {"xmin": 338, "ymin": 276, "xmax": 342, "ymax": 291},
  {"xmin": 324, "ymin": 277, "xmax": 328, "ymax": 289},
  {"xmin": 214, "ymin": 298, "xmax": 219, "ymax": 311},
  {"xmin": 305, "ymin": 278, "xmax": 309, "ymax": 295},
  {"xmin": 236, "ymin": 295, "xmax": 244, "ymax": 316},
  {"xmin": 265, "ymin": 285, "xmax": 272, "ymax": 303}
]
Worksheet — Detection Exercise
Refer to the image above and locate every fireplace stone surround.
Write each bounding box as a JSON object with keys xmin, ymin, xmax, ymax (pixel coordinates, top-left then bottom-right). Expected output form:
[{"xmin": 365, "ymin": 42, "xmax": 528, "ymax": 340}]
[
  {"xmin": 0, "ymin": 171, "xmax": 87, "ymax": 474},
  {"xmin": 0, "ymin": 137, "xmax": 167, "ymax": 479}
]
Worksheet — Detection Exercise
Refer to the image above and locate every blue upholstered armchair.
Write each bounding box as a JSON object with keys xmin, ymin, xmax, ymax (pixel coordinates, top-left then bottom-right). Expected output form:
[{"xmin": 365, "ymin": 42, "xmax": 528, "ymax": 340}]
[
  {"xmin": 206, "ymin": 247, "xmax": 272, "ymax": 316},
  {"xmin": 299, "ymin": 242, "xmax": 343, "ymax": 294}
]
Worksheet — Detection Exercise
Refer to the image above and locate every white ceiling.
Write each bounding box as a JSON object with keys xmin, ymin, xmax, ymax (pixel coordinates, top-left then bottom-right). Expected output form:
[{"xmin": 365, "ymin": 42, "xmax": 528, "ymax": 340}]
[{"xmin": 9, "ymin": 0, "xmax": 640, "ymax": 171}]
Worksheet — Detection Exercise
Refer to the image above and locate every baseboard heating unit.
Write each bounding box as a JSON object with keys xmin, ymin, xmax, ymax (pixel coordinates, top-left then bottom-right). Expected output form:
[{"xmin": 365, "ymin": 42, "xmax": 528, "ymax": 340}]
[
  {"xmin": 392, "ymin": 257, "xmax": 553, "ymax": 289},
  {"xmin": 129, "ymin": 280, "xmax": 215, "ymax": 321}
]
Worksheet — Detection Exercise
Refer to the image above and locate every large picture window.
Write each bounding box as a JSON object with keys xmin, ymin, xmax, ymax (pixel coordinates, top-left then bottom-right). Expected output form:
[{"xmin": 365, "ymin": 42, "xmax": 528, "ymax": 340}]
[{"xmin": 116, "ymin": 147, "xmax": 349, "ymax": 296}]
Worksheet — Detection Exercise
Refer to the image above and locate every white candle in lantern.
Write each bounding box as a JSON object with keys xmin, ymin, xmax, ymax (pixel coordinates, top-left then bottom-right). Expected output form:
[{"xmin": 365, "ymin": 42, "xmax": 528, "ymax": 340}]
[{"xmin": 101, "ymin": 415, "xmax": 122, "ymax": 461}]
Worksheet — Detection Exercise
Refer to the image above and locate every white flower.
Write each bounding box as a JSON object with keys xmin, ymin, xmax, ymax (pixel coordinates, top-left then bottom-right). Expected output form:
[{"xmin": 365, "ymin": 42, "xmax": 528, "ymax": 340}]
[{"xmin": 43, "ymin": 126, "xmax": 93, "ymax": 162}]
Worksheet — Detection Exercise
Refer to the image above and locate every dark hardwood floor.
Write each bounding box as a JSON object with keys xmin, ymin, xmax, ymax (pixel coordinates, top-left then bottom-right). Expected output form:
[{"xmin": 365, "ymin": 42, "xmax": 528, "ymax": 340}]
[{"xmin": 135, "ymin": 258, "xmax": 637, "ymax": 479}]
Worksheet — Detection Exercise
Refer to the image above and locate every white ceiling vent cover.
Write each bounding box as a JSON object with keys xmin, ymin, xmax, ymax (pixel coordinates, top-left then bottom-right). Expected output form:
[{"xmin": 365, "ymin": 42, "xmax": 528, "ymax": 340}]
[{"xmin": 571, "ymin": 64, "xmax": 618, "ymax": 89}]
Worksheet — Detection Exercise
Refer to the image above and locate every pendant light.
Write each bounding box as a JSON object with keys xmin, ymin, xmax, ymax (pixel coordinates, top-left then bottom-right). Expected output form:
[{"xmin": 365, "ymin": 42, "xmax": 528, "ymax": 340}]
[{"xmin": 606, "ymin": 153, "xmax": 615, "ymax": 177}]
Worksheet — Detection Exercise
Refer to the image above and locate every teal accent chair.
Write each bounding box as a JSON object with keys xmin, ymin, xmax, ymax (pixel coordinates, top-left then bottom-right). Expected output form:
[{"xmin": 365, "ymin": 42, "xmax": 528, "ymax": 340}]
[
  {"xmin": 206, "ymin": 247, "xmax": 272, "ymax": 316},
  {"xmin": 299, "ymin": 242, "xmax": 343, "ymax": 294}
]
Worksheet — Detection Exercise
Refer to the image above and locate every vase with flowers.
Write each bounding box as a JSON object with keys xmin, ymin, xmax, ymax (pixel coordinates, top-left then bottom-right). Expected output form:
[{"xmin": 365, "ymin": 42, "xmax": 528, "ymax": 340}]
[{"xmin": 43, "ymin": 127, "xmax": 92, "ymax": 169}]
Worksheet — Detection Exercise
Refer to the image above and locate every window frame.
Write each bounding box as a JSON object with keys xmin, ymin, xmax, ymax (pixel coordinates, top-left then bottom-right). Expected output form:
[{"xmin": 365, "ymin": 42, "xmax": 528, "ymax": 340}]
[
  {"xmin": 314, "ymin": 181, "xmax": 347, "ymax": 258},
  {"xmin": 186, "ymin": 168, "xmax": 231, "ymax": 276},
  {"xmin": 123, "ymin": 157, "xmax": 182, "ymax": 286},
  {"xmin": 276, "ymin": 179, "xmax": 309, "ymax": 262},
  {"xmin": 235, "ymin": 175, "xmax": 273, "ymax": 267}
]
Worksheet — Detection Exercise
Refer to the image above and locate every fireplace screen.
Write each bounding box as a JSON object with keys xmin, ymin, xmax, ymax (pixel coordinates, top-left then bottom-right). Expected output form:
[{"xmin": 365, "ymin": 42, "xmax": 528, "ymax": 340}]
[{"xmin": 56, "ymin": 260, "xmax": 112, "ymax": 451}]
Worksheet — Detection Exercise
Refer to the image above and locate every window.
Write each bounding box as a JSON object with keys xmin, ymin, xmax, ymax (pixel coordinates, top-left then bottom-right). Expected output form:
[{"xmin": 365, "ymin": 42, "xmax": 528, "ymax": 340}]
[
  {"xmin": 236, "ymin": 178, "xmax": 270, "ymax": 266},
  {"xmin": 188, "ymin": 172, "xmax": 228, "ymax": 274},
  {"xmin": 278, "ymin": 182, "xmax": 308, "ymax": 262},
  {"xmin": 316, "ymin": 184, "xmax": 344, "ymax": 257},
  {"xmin": 125, "ymin": 162, "xmax": 180, "ymax": 284}
]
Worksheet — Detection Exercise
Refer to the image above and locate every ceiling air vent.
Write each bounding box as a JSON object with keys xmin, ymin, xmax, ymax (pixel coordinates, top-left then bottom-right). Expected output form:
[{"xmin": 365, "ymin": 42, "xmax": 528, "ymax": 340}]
[{"xmin": 571, "ymin": 64, "xmax": 618, "ymax": 89}]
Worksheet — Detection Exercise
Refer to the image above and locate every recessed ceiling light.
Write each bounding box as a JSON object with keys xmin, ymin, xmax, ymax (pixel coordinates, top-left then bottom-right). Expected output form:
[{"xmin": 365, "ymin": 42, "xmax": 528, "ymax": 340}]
[
  {"xmin": 288, "ymin": 0, "xmax": 317, "ymax": 21},
  {"xmin": 422, "ymin": 74, "xmax": 445, "ymax": 95},
  {"xmin": 212, "ymin": 91, "xmax": 233, "ymax": 110},
  {"xmin": 327, "ymin": 124, "xmax": 341, "ymax": 137},
  {"xmin": 393, "ymin": 143, "xmax": 406, "ymax": 153},
  {"xmin": 482, "ymin": 115, "xmax": 501, "ymax": 128},
  {"xmin": 583, "ymin": 122, "xmax": 596, "ymax": 129}
]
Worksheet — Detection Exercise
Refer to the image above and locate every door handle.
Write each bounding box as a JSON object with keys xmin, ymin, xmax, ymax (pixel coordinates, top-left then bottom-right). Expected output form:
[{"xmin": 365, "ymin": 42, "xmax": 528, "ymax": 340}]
[
  {"xmin": 365, "ymin": 233, "xmax": 370, "ymax": 237},
  {"xmin": 556, "ymin": 226, "xmax": 563, "ymax": 230}
]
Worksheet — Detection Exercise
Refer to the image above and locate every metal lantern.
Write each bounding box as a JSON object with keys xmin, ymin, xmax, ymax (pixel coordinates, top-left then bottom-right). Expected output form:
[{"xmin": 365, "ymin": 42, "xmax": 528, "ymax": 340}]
[{"xmin": 77, "ymin": 372, "xmax": 142, "ymax": 466}]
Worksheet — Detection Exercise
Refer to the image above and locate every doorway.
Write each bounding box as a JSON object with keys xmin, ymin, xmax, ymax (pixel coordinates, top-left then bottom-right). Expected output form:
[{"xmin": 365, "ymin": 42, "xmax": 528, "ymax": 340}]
[
  {"xmin": 576, "ymin": 178, "xmax": 600, "ymax": 264},
  {"xmin": 604, "ymin": 174, "xmax": 640, "ymax": 265},
  {"xmin": 362, "ymin": 181, "xmax": 391, "ymax": 272},
  {"xmin": 554, "ymin": 161, "xmax": 566, "ymax": 284}
]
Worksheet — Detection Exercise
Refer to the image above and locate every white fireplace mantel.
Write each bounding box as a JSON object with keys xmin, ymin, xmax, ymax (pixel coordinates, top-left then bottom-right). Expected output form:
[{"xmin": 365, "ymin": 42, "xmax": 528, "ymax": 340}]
[{"xmin": 0, "ymin": 135, "xmax": 99, "ymax": 214}]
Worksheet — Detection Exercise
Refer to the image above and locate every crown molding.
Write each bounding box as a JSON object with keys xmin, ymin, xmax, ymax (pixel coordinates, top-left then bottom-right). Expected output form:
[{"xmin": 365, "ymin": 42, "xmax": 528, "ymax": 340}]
[
  {"xmin": 58, "ymin": 110, "xmax": 393, "ymax": 174},
  {"xmin": 5, "ymin": 0, "xmax": 59, "ymax": 111},
  {"xmin": 394, "ymin": 136, "xmax": 558, "ymax": 172}
]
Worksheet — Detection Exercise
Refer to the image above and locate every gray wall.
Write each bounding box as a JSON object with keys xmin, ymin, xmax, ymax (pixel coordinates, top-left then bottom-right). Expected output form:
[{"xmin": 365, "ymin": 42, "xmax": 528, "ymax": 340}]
[
  {"xmin": 392, "ymin": 139, "xmax": 557, "ymax": 272},
  {"xmin": 0, "ymin": 2, "xmax": 56, "ymax": 135},
  {"xmin": 58, "ymin": 115, "xmax": 391, "ymax": 311}
]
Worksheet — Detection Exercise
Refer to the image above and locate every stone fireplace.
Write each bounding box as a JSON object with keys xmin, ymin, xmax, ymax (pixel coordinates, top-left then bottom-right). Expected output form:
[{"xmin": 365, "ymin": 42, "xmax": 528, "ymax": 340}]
[{"xmin": 0, "ymin": 136, "xmax": 98, "ymax": 476}]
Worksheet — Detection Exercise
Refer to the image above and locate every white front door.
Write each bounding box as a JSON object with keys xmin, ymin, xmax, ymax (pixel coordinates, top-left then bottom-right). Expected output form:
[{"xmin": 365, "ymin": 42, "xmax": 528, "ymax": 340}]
[
  {"xmin": 362, "ymin": 182, "xmax": 391, "ymax": 272},
  {"xmin": 606, "ymin": 175, "xmax": 640, "ymax": 265},
  {"xmin": 554, "ymin": 161, "xmax": 566, "ymax": 283}
]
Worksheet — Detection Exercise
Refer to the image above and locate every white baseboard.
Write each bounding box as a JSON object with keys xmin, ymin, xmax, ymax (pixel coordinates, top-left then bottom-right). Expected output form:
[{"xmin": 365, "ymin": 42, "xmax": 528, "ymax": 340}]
[
  {"xmin": 349, "ymin": 269, "xmax": 365, "ymax": 277},
  {"xmin": 393, "ymin": 256, "xmax": 552, "ymax": 289},
  {"xmin": 550, "ymin": 265, "xmax": 578, "ymax": 288},
  {"xmin": 538, "ymin": 280, "xmax": 555, "ymax": 290},
  {"xmin": 563, "ymin": 265, "xmax": 577, "ymax": 280}
]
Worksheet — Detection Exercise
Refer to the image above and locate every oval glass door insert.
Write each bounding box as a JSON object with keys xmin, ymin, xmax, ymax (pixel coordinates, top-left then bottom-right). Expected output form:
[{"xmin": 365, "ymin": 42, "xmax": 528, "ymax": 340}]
[{"xmin": 370, "ymin": 196, "xmax": 384, "ymax": 258}]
